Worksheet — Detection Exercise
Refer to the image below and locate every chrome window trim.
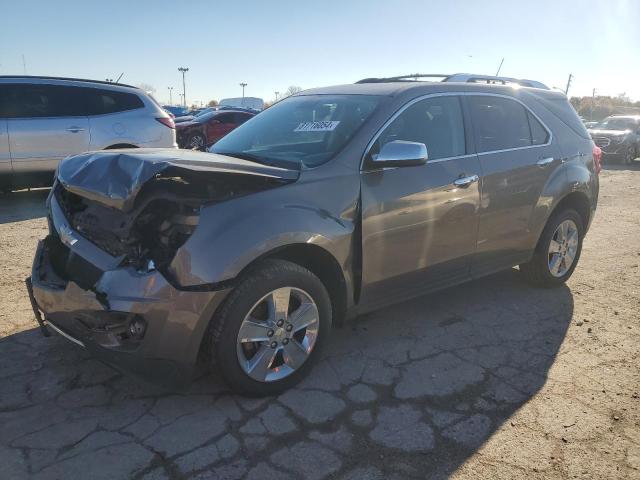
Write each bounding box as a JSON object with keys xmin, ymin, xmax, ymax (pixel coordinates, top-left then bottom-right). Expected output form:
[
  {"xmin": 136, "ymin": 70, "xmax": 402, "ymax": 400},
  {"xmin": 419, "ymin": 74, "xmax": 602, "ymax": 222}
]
[{"xmin": 360, "ymin": 91, "xmax": 553, "ymax": 170}]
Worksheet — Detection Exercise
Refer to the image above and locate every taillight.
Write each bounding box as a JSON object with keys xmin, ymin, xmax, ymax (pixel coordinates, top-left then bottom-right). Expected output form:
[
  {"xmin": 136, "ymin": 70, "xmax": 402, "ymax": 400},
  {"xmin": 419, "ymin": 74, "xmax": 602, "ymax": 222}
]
[
  {"xmin": 156, "ymin": 117, "xmax": 175, "ymax": 129},
  {"xmin": 592, "ymin": 143, "xmax": 602, "ymax": 175}
]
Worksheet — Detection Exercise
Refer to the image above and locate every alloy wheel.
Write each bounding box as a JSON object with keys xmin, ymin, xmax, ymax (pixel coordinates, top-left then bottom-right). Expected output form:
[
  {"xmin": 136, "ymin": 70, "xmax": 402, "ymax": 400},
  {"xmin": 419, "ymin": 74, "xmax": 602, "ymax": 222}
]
[
  {"xmin": 236, "ymin": 287, "xmax": 319, "ymax": 382},
  {"xmin": 189, "ymin": 134, "xmax": 205, "ymax": 149},
  {"xmin": 548, "ymin": 219, "xmax": 579, "ymax": 277}
]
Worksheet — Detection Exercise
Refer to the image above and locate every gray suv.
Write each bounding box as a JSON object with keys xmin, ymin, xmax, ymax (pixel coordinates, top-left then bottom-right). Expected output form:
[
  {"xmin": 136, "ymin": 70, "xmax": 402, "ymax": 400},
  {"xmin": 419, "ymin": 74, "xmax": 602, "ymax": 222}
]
[
  {"xmin": 0, "ymin": 76, "xmax": 177, "ymax": 191},
  {"xmin": 28, "ymin": 74, "xmax": 599, "ymax": 395}
]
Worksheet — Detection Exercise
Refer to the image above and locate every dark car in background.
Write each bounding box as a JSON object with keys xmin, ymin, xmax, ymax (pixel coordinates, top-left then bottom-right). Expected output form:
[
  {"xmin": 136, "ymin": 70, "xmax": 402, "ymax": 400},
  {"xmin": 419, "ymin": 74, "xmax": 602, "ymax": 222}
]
[
  {"xmin": 163, "ymin": 105, "xmax": 190, "ymax": 118},
  {"xmin": 176, "ymin": 109, "xmax": 254, "ymax": 149},
  {"xmin": 588, "ymin": 115, "xmax": 640, "ymax": 164}
]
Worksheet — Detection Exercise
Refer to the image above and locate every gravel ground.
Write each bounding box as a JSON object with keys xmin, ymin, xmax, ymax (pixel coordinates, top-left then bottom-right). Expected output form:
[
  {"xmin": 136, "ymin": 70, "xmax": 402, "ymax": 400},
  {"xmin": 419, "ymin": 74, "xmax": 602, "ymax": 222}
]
[{"xmin": 0, "ymin": 165, "xmax": 638, "ymax": 479}]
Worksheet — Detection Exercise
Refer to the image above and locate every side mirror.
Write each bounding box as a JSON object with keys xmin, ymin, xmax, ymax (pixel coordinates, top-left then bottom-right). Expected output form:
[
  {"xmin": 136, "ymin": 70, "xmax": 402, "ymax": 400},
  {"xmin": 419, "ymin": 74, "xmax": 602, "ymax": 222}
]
[{"xmin": 372, "ymin": 140, "xmax": 428, "ymax": 168}]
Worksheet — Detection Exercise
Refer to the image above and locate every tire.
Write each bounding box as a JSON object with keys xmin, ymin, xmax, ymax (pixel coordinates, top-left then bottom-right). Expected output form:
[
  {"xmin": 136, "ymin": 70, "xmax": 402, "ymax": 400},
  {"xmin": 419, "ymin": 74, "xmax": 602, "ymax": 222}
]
[
  {"xmin": 520, "ymin": 209, "xmax": 584, "ymax": 288},
  {"xmin": 624, "ymin": 146, "xmax": 635, "ymax": 165},
  {"xmin": 207, "ymin": 259, "xmax": 332, "ymax": 396},
  {"xmin": 186, "ymin": 132, "xmax": 206, "ymax": 151}
]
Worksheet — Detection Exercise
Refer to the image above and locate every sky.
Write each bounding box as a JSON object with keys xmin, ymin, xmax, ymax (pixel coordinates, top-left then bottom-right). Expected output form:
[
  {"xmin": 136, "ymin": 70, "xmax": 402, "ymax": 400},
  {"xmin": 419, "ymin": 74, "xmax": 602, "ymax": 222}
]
[{"xmin": 1, "ymin": 0, "xmax": 639, "ymax": 105}]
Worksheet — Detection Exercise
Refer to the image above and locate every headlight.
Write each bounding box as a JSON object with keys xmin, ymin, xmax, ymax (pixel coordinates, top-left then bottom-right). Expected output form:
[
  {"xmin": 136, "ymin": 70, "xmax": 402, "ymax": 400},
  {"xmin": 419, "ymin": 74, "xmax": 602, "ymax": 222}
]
[{"xmin": 611, "ymin": 135, "xmax": 628, "ymax": 144}]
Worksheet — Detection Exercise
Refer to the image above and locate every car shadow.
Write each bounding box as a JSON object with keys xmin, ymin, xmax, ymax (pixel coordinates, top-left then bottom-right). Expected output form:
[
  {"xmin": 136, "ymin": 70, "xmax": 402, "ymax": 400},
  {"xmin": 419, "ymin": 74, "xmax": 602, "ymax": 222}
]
[
  {"xmin": 0, "ymin": 188, "xmax": 50, "ymax": 224},
  {"xmin": 0, "ymin": 268, "xmax": 573, "ymax": 478}
]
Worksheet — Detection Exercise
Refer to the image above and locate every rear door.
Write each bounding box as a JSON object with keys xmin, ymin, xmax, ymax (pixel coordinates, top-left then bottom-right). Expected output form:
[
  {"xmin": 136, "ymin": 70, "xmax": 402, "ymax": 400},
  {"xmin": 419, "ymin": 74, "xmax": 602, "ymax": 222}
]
[
  {"xmin": 206, "ymin": 113, "xmax": 237, "ymax": 143},
  {"xmin": 5, "ymin": 84, "xmax": 90, "ymax": 173},
  {"xmin": 465, "ymin": 94, "xmax": 561, "ymax": 275},
  {"xmin": 359, "ymin": 94, "xmax": 482, "ymax": 309}
]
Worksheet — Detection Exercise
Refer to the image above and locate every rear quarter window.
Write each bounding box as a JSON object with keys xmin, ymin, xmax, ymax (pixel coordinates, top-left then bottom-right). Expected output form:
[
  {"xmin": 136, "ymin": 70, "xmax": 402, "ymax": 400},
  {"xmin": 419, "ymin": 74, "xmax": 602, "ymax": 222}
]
[
  {"xmin": 534, "ymin": 96, "xmax": 590, "ymax": 139},
  {"xmin": 86, "ymin": 88, "xmax": 144, "ymax": 115}
]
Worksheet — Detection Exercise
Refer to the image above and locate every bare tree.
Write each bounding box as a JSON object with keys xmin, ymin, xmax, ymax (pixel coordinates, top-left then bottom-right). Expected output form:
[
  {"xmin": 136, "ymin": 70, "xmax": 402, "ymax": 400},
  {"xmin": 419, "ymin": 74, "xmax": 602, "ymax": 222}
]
[{"xmin": 283, "ymin": 85, "xmax": 302, "ymax": 98}]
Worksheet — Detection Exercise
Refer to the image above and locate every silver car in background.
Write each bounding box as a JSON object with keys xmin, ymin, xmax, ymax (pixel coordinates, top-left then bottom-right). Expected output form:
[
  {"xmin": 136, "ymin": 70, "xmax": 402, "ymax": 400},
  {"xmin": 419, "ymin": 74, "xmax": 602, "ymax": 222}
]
[{"xmin": 0, "ymin": 76, "xmax": 177, "ymax": 190}]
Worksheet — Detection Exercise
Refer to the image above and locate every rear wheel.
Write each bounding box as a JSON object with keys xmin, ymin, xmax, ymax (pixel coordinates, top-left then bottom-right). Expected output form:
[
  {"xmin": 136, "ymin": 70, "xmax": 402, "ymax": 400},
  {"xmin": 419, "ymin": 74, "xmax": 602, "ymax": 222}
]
[
  {"xmin": 520, "ymin": 209, "xmax": 584, "ymax": 287},
  {"xmin": 208, "ymin": 260, "xmax": 332, "ymax": 396},
  {"xmin": 624, "ymin": 146, "xmax": 636, "ymax": 165},
  {"xmin": 186, "ymin": 132, "xmax": 206, "ymax": 150}
]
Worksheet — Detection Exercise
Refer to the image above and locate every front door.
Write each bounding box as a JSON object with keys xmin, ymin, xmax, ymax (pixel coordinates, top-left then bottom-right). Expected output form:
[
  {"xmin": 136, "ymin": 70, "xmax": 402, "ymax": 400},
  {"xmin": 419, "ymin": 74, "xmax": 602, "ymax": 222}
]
[
  {"xmin": 5, "ymin": 83, "xmax": 90, "ymax": 173},
  {"xmin": 465, "ymin": 94, "xmax": 562, "ymax": 275},
  {"xmin": 359, "ymin": 94, "xmax": 482, "ymax": 310}
]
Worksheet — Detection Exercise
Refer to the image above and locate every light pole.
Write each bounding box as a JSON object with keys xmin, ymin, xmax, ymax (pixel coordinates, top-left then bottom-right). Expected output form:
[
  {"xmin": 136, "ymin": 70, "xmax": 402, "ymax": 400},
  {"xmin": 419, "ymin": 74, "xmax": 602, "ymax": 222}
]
[
  {"xmin": 178, "ymin": 67, "xmax": 189, "ymax": 106},
  {"xmin": 591, "ymin": 88, "xmax": 597, "ymax": 122},
  {"xmin": 168, "ymin": 87, "xmax": 174, "ymax": 105},
  {"xmin": 240, "ymin": 82, "xmax": 247, "ymax": 98}
]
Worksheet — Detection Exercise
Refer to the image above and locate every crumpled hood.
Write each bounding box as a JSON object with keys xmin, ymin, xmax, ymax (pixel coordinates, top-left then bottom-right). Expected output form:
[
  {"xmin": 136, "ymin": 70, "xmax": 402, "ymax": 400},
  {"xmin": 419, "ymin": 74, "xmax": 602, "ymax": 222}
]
[{"xmin": 57, "ymin": 148, "xmax": 299, "ymax": 211}]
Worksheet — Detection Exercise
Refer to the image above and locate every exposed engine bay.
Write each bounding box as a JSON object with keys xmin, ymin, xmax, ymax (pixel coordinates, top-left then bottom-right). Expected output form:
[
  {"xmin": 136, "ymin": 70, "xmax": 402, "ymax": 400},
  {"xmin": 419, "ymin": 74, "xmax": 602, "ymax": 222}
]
[{"xmin": 54, "ymin": 167, "xmax": 289, "ymax": 272}]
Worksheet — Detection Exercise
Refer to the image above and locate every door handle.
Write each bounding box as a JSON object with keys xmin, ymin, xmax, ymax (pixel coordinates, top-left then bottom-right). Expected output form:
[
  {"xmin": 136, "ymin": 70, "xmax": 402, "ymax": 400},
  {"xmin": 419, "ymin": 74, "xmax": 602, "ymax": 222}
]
[
  {"xmin": 453, "ymin": 174, "xmax": 479, "ymax": 188},
  {"xmin": 536, "ymin": 157, "xmax": 555, "ymax": 167},
  {"xmin": 66, "ymin": 127, "xmax": 85, "ymax": 133}
]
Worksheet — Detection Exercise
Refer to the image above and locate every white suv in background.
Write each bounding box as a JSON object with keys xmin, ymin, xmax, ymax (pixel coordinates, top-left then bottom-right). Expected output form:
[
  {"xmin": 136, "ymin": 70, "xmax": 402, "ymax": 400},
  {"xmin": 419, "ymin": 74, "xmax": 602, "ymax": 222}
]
[{"xmin": 0, "ymin": 76, "xmax": 177, "ymax": 191}]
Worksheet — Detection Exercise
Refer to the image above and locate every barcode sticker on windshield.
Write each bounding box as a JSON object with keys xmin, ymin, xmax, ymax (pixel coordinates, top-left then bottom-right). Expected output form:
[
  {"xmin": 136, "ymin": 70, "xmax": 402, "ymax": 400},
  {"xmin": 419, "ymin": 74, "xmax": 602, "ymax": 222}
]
[{"xmin": 294, "ymin": 121, "xmax": 340, "ymax": 132}]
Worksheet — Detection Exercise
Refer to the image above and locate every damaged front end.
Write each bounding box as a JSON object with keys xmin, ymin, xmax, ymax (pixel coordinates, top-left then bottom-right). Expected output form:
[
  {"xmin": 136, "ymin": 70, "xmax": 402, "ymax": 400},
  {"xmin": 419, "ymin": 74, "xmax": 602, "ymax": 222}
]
[
  {"xmin": 54, "ymin": 149, "xmax": 297, "ymax": 277},
  {"xmin": 28, "ymin": 149, "xmax": 298, "ymax": 385}
]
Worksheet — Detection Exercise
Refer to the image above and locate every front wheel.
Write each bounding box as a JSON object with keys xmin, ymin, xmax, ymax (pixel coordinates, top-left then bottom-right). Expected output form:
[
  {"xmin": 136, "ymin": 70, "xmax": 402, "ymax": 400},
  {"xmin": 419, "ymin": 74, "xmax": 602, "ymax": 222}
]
[
  {"xmin": 520, "ymin": 209, "xmax": 584, "ymax": 287},
  {"xmin": 207, "ymin": 260, "xmax": 332, "ymax": 396}
]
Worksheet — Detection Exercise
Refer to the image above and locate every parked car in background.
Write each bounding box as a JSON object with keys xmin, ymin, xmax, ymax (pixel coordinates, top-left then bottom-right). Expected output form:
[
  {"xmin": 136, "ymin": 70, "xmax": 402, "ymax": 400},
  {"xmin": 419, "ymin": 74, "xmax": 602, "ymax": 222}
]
[
  {"xmin": 219, "ymin": 97, "xmax": 264, "ymax": 111},
  {"xmin": 583, "ymin": 120, "xmax": 598, "ymax": 129},
  {"xmin": 163, "ymin": 105, "xmax": 189, "ymax": 117},
  {"xmin": 174, "ymin": 107, "xmax": 219, "ymax": 124},
  {"xmin": 28, "ymin": 74, "xmax": 599, "ymax": 395},
  {"xmin": 0, "ymin": 76, "xmax": 177, "ymax": 191},
  {"xmin": 176, "ymin": 109, "xmax": 254, "ymax": 149},
  {"xmin": 588, "ymin": 115, "xmax": 640, "ymax": 164}
]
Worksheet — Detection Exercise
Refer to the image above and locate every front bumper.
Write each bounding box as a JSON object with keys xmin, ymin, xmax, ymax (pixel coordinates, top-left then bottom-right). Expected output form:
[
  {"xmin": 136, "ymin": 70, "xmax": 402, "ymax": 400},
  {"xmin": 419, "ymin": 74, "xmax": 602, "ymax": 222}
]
[{"xmin": 28, "ymin": 195, "xmax": 231, "ymax": 387}]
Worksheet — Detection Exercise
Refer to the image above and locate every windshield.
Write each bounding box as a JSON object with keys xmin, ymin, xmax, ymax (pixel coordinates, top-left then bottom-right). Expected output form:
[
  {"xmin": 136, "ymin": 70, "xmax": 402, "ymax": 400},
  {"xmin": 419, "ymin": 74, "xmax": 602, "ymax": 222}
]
[
  {"xmin": 210, "ymin": 94, "xmax": 381, "ymax": 168},
  {"xmin": 596, "ymin": 117, "xmax": 637, "ymax": 130}
]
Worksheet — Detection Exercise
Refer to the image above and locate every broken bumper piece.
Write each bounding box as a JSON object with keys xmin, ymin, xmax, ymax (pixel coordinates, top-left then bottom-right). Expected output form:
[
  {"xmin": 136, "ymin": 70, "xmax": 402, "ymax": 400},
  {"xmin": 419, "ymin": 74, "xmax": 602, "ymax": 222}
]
[{"xmin": 28, "ymin": 233, "xmax": 231, "ymax": 388}]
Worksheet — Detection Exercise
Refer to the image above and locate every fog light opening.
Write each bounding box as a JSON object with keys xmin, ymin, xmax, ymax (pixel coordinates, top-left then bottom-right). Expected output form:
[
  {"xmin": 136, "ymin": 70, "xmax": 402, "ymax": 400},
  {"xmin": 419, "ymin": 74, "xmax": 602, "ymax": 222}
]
[{"xmin": 128, "ymin": 316, "xmax": 147, "ymax": 339}]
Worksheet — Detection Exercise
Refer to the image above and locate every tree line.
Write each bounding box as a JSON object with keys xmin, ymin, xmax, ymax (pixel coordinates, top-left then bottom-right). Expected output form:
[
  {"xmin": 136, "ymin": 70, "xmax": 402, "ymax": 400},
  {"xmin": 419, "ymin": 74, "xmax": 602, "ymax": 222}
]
[{"xmin": 570, "ymin": 93, "xmax": 640, "ymax": 122}]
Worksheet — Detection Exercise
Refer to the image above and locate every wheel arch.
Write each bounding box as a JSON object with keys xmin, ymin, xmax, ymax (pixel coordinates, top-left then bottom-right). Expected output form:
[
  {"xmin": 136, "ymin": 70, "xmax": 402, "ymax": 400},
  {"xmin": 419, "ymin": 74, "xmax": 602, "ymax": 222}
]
[
  {"xmin": 243, "ymin": 243, "xmax": 349, "ymax": 326},
  {"xmin": 536, "ymin": 190, "xmax": 592, "ymax": 250}
]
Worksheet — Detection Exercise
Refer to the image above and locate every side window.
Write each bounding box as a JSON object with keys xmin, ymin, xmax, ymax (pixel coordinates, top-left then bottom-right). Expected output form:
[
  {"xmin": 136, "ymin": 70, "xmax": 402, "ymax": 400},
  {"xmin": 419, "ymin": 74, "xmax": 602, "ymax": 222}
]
[
  {"xmin": 468, "ymin": 96, "xmax": 533, "ymax": 152},
  {"xmin": 218, "ymin": 113, "xmax": 235, "ymax": 124},
  {"xmin": 234, "ymin": 113, "xmax": 252, "ymax": 125},
  {"xmin": 528, "ymin": 112, "xmax": 549, "ymax": 145},
  {"xmin": 1, "ymin": 84, "xmax": 86, "ymax": 118},
  {"xmin": 86, "ymin": 89, "xmax": 144, "ymax": 115},
  {"xmin": 371, "ymin": 96, "xmax": 465, "ymax": 161}
]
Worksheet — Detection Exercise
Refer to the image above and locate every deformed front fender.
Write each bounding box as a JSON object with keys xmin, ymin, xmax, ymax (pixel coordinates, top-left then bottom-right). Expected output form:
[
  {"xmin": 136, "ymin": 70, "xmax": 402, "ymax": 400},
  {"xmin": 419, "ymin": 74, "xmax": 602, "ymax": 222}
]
[{"xmin": 167, "ymin": 184, "xmax": 357, "ymax": 289}]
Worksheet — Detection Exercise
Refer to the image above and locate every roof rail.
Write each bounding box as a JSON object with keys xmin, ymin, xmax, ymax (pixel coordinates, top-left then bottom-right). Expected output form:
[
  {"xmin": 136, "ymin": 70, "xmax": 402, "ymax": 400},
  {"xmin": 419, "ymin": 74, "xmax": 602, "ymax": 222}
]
[
  {"xmin": 355, "ymin": 73, "xmax": 549, "ymax": 90},
  {"xmin": 355, "ymin": 74, "xmax": 450, "ymax": 84},
  {"xmin": 0, "ymin": 75, "xmax": 138, "ymax": 89},
  {"xmin": 444, "ymin": 74, "xmax": 549, "ymax": 90}
]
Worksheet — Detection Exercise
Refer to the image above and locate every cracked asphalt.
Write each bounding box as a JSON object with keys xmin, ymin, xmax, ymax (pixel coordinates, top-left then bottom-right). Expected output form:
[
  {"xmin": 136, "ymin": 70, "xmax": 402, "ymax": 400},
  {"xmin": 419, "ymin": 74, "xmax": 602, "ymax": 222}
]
[{"xmin": 1, "ymin": 165, "xmax": 639, "ymax": 479}]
